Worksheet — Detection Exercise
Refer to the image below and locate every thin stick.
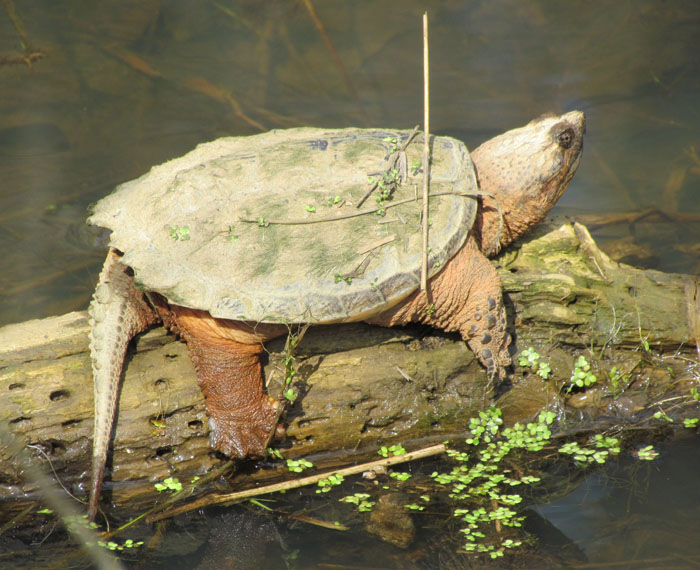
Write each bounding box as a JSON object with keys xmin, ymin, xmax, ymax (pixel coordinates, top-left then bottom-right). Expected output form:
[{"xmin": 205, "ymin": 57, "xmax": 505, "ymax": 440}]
[
  {"xmin": 146, "ymin": 443, "xmax": 446, "ymax": 523},
  {"xmin": 240, "ymin": 189, "xmax": 492, "ymax": 227},
  {"xmin": 420, "ymin": 12, "xmax": 431, "ymax": 292},
  {"xmin": 240, "ymin": 189, "xmax": 480, "ymax": 227}
]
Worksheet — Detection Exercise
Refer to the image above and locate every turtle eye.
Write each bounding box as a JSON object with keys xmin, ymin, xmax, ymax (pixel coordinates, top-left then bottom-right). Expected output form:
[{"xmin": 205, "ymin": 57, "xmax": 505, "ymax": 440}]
[{"xmin": 557, "ymin": 127, "xmax": 575, "ymax": 149}]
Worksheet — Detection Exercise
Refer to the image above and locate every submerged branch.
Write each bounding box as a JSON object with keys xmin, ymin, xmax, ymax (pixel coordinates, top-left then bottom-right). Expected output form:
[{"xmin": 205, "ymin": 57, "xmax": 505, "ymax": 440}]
[{"xmin": 146, "ymin": 443, "xmax": 446, "ymax": 523}]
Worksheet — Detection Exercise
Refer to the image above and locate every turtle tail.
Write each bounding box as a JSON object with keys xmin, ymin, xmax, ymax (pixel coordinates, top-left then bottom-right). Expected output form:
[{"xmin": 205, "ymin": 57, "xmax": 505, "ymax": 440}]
[{"xmin": 87, "ymin": 248, "xmax": 160, "ymax": 521}]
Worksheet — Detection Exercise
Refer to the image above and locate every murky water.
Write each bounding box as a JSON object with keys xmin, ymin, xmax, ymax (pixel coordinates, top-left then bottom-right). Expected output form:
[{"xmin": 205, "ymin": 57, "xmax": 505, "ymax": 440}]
[
  {"xmin": 1, "ymin": 0, "xmax": 699, "ymax": 568},
  {"xmin": 532, "ymin": 435, "xmax": 700, "ymax": 567},
  {"xmin": 71, "ymin": 435, "xmax": 700, "ymax": 570}
]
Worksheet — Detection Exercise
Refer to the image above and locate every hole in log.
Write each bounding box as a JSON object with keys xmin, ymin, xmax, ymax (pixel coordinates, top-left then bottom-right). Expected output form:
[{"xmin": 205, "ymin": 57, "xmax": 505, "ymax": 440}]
[
  {"xmin": 296, "ymin": 417, "xmax": 324, "ymax": 429},
  {"xmin": 30, "ymin": 440, "xmax": 66, "ymax": 455},
  {"xmin": 155, "ymin": 446, "xmax": 172, "ymax": 457},
  {"xmin": 46, "ymin": 439, "xmax": 66, "ymax": 454},
  {"xmin": 10, "ymin": 417, "xmax": 31, "ymax": 424},
  {"xmin": 154, "ymin": 378, "xmax": 169, "ymax": 389},
  {"xmin": 188, "ymin": 420, "xmax": 203, "ymax": 430},
  {"xmin": 62, "ymin": 419, "xmax": 82, "ymax": 428},
  {"xmin": 8, "ymin": 383, "xmax": 25, "ymax": 390},
  {"xmin": 49, "ymin": 389, "xmax": 70, "ymax": 402}
]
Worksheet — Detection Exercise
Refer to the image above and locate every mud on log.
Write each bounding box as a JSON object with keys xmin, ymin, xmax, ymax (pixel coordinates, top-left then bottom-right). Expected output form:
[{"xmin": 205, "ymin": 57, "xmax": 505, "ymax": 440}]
[{"xmin": 0, "ymin": 220, "xmax": 698, "ymax": 514}]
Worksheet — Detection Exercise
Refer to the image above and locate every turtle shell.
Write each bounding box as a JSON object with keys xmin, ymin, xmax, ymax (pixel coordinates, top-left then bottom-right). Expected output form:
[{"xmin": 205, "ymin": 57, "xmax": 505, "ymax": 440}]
[{"xmin": 88, "ymin": 128, "xmax": 478, "ymax": 324}]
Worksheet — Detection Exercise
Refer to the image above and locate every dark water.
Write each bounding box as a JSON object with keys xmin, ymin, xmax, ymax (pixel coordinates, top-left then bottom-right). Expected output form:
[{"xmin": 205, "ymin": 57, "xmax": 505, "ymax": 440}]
[
  {"xmin": 0, "ymin": 0, "xmax": 699, "ymax": 568},
  {"xmin": 530, "ymin": 435, "xmax": 700, "ymax": 568},
  {"xmin": 90, "ymin": 435, "xmax": 700, "ymax": 570}
]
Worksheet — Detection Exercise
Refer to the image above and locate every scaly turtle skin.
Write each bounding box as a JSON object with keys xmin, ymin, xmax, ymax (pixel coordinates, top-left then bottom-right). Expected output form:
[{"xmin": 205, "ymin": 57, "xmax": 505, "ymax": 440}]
[{"xmin": 87, "ymin": 111, "xmax": 585, "ymax": 519}]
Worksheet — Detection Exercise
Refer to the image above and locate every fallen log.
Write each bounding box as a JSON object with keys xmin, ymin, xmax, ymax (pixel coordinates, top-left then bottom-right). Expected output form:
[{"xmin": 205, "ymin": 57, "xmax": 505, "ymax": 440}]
[{"xmin": 0, "ymin": 220, "xmax": 698, "ymax": 516}]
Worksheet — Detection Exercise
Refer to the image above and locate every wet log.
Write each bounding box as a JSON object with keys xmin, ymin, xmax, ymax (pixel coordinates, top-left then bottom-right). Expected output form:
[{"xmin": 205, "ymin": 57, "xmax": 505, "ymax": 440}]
[{"xmin": 0, "ymin": 220, "xmax": 698, "ymax": 515}]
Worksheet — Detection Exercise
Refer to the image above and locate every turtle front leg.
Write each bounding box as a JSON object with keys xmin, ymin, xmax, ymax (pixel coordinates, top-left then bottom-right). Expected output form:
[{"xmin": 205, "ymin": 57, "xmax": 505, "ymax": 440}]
[
  {"xmin": 429, "ymin": 245, "xmax": 512, "ymax": 381},
  {"xmin": 369, "ymin": 237, "xmax": 511, "ymax": 380},
  {"xmin": 456, "ymin": 279, "xmax": 511, "ymax": 382},
  {"xmin": 165, "ymin": 307, "xmax": 282, "ymax": 458}
]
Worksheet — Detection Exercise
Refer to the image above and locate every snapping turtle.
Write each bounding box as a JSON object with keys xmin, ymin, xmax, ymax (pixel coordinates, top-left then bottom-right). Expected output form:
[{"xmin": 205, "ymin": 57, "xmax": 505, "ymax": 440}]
[{"xmin": 87, "ymin": 111, "xmax": 585, "ymax": 519}]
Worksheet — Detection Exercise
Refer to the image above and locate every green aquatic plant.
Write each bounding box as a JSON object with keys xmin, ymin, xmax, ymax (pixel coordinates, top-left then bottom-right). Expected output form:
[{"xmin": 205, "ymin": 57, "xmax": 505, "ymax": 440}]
[
  {"xmin": 428, "ymin": 405, "xmax": 623, "ymax": 557},
  {"xmin": 169, "ymin": 225, "xmax": 190, "ymax": 241},
  {"xmin": 154, "ymin": 477, "xmax": 182, "ymax": 493},
  {"xmin": 297, "ymin": 401, "xmax": 625, "ymax": 560},
  {"xmin": 558, "ymin": 432, "xmax": 620, "ymax": 465},
  {"xmin": 378, "ymin": 444, "xmax": 406, "ymax": 457},
  {"xmin": 635, "ymin": 445, "xmax": 658, "ymax": 461},
  {"xmin": 280, "ymin": 325, "xmax": 307, "ymax": 404},
  {"xmin": 429, "ymin": 407, "xmax": 554, "ymax": 553},
  {"xmin": 382, "ymin": 135, "xmax": 399, "ymax": 153},
  {"xmin": 517, "ymin": 347, "xmax": 551, "ymax": 380},
  {"xmin": 653, "ymin": 409, "xmax": 674, "ymax": 423},
  {"xmin": 317, "ymin": 473, "xmax": 345, "ymax": 493},
  {"xmin": 567, "ymin": 355, "xmax": 597, "ymax": 391},
  {"xmin": 334, "ymin": 273, "xmax": 352, "ymax": 284},
  {"xmin": 97, "ymin": 538, "xmax": 144, "ymax": 551},
  {"xmin": 390, "ymin": 471, "xmax": 412, "ymax": 482},
  {"xmin": 607, "ymin": 365, "xmax": 634, "ymax": 398},
  {"xmin": 286, "ymin": 458, "xmax": 314, "ymax": 473},
  {"xmin": 45, "ymin": 513, "xmax": 146, "ymax": 552},
  {"xmin": 340, "ymin": 493, "xmax": 375, "ymax": 512},
  {"xmin": 683, "ymin": 417, "xmax": 699, "ymax": 428}
]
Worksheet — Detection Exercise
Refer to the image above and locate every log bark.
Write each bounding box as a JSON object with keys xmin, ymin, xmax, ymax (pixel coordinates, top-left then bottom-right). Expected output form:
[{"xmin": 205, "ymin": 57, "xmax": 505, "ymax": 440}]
[{"xmin": 0, "ymin": 220, "xmax": 698, "ymax": 515}]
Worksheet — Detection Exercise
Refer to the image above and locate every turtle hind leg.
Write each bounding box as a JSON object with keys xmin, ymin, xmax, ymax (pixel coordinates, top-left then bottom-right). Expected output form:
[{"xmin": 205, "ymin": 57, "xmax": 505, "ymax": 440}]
[
  {"xmin": 88, "ymin": 248, "xmax": 160, "ymax": 521},
  {"xmin": 166, "ymin": 307, "xmax": 281, "ymax": 458}
]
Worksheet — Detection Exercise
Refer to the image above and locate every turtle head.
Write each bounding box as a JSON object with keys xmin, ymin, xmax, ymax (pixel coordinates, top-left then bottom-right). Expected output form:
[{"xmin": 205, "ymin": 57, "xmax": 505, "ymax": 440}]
[{"xmin": 471, "ymin": 110, "xmax": 585, "ymax": 255}]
